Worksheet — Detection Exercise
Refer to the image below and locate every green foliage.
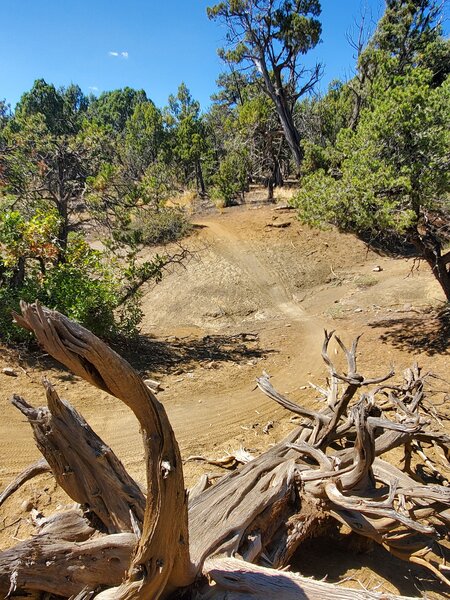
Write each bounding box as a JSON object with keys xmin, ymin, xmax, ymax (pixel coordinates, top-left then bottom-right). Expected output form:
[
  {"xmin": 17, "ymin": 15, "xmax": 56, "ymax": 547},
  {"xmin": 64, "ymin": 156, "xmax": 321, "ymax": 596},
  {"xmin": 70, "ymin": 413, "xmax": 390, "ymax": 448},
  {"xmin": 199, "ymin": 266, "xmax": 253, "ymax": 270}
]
[
  {"xmin": 88, "ymin": 88, "xmax": 148, "ymax": 132},
  {"xmin": 124, "ymin": 102, "xmax": 164, "ymax": 176},
  {"xmin": 293, "ymin": 68, "xmax": 449, "ymax": 237},
  {"xmin": 0, "ymin": 208, "xmax": 138, "ymax": 343},
  {"xmin": 211, "ymin": 151, "xmax": 249, "ymax": 207},
  {"xmin": 165, "ymin": 83, "xmax": 208, "ymax": 193},
  {"xmin": 300, "ymin": 141, "xmax": 330, "ymax": 175},
  {"xmin": 15, "ymin": 79, "xmax": 89, "ymax": 136},
  {"xmin": 1, "ymin": 78, "xmax": 197, "ymax": 346},
  {"xmin": 207, "ymin": 1, "xmax": 323, "ymax": 166}
]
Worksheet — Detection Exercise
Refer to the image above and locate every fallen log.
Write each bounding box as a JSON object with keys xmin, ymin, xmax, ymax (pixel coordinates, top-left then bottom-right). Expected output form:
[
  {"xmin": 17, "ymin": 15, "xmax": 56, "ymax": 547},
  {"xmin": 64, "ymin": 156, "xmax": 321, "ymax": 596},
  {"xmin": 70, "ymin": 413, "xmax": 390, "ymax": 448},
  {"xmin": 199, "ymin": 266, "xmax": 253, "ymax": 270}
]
[{"xmin": 1, "ymin": 302, "xmax": 449, "ymax": 599}]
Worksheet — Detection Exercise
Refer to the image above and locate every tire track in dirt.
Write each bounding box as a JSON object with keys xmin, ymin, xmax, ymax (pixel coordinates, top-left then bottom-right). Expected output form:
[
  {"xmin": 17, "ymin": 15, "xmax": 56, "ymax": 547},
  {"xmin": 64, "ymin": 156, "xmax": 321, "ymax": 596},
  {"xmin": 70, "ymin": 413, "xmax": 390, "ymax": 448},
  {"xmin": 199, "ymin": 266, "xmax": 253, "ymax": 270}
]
[
  {"xmin": 199, "ymin": 219, "xmax": 308, "ymax": 322},
  {"xmin": 0, "ymin": 212, "xmax": 326, "ymax": 483}
]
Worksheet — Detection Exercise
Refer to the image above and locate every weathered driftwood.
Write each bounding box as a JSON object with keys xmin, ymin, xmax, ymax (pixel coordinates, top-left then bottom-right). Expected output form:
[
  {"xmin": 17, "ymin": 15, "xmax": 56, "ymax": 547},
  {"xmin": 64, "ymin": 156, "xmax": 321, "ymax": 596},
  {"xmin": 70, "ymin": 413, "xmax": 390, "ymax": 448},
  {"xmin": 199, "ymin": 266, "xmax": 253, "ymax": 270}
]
[
  {"xmin": 1, "ymin": 302, "xmax": 449, "ymax": 599},
  {"xmin": 0, "ymin": 457, "xmax": 50, "ymax": 508},
  {"xmin": 199, "ymin": 557, "xmax": 419, "ymax": 600},
  {"xmin": 11, "ymin": 383, "xmax": 146, "ymax": 533},
  {"xmin": 1, "ymin": 510, "xmax": 136, "ymax": 597},
  {"xmin": 11, "ymin": 301, "xmax": 194, "ymax": 599}
]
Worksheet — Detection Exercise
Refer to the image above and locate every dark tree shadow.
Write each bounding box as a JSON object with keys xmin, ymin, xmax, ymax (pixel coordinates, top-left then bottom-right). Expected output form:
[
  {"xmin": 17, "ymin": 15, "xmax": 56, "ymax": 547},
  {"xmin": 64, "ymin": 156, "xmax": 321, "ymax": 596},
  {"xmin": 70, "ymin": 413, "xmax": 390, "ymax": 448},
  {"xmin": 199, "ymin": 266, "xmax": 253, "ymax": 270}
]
[
  {"xmin": 369, "ymin": 306, "xmax": 450, "ymax": 356},
  {"xmin": 293, "ymin": 529, "xmax": 450, "ymax": 598},
  {"xmin": 121, "ymin": 332, "xmax": 274, "ymax": 374},
  {"xmin": 13, "ymin": 331, "xmax": 275, "ymax": 378}
]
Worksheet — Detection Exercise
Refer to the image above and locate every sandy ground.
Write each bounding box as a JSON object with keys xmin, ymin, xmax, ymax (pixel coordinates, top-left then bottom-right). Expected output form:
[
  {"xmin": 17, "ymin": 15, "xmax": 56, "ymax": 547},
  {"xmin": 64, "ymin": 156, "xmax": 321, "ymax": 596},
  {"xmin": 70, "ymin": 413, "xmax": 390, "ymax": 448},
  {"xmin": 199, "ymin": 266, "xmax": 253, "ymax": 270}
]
[{"xmin": 1, "ymin": 200, "xmax": 449, "ymax": 597}]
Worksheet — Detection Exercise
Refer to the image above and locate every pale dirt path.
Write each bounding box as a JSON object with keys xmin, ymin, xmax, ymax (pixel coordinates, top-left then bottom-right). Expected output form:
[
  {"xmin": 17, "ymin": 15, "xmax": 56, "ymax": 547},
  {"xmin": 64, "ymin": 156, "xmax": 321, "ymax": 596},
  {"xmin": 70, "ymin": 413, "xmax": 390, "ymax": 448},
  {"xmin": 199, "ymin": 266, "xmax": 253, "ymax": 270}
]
[
  {"xmin": 1, "ymin": 205, "xmax": 448, "ymax": 598},
  {"xmin": 0, "ymin": 210, "xmax": 326, "ymax": 487},
  {"xmin": 199, "ymin": 219, "xmax": 308, "ymax": 321},
  {"xmin": 0, "ymin": 205, "xmax": 441, "ymax": 486}
]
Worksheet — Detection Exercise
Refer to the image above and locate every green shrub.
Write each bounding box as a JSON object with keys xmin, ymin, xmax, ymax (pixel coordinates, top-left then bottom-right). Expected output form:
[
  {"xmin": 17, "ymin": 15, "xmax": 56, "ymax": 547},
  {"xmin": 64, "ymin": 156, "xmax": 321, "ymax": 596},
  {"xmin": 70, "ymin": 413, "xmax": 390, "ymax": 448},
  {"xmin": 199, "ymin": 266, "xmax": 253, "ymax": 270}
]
[
  {"xmin": 0, "ymin": 211, "xmax": 142, "ymax": 344},
  {"xmin": 140, "ymin": 206, "xmax": 191, "ymax": 245},
  {"xmin": 212, "ymin": 152, "xmax": 249, "ymax": 207}
]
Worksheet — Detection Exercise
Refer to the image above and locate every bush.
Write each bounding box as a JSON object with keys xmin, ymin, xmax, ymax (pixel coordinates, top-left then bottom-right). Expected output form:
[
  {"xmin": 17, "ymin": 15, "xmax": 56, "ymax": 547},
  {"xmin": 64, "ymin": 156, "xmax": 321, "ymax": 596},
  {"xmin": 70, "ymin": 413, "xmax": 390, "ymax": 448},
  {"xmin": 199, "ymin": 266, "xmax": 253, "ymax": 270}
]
[
  {"xmin": 212, "ymin": 152, "xmax": 249, "ymax": 207},
  {"xmin": 140, "ymin": 206, "xmax": 191, "ymax": 245},
  {"xmin": 0, "ymin": 210, "xmax": 142, "ymax": 344}
]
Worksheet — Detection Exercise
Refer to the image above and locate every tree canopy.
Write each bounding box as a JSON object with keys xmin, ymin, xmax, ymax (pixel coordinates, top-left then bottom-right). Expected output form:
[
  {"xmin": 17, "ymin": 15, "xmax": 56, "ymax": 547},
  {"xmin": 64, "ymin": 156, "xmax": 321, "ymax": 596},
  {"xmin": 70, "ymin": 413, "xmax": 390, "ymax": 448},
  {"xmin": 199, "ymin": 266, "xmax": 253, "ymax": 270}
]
[
  {"xmin": 207, "ymin": 0, "xmax": 322, "ymax": 167},
  {"xmin": 291, "ymin": 0, "xmax": 450, "ymax": 299}
]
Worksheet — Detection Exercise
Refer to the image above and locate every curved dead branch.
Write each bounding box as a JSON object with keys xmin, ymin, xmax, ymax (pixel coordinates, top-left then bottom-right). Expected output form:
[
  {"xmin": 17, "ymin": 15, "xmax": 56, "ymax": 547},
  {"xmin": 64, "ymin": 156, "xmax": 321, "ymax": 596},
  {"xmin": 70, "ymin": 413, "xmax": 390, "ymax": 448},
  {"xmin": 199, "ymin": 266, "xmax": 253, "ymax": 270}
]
[
  {"xmin": 0, "ymin": 458, "xmax": 50, "ymax": 508},
  {"xmin": 12, "ymin": 301, "xmax": 194, "ymax": 598}
]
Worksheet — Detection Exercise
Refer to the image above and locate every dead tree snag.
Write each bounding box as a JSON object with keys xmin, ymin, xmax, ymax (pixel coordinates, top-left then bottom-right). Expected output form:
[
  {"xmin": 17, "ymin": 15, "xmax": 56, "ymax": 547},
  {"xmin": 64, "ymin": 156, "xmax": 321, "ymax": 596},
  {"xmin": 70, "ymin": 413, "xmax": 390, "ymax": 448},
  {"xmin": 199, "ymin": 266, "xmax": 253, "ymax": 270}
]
[{"xmin": 1, "ymin": 302, "xmax": 449, "ymax": 599}]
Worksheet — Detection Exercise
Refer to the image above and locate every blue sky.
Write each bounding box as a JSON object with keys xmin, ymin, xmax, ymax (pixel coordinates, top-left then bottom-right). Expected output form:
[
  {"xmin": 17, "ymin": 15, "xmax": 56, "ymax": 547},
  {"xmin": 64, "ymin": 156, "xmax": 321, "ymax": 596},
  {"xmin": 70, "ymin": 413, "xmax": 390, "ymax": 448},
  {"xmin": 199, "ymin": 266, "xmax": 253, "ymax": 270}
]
[{"xmin": 0, "ymin": 1, "xmax": 447, "ymax": 111}]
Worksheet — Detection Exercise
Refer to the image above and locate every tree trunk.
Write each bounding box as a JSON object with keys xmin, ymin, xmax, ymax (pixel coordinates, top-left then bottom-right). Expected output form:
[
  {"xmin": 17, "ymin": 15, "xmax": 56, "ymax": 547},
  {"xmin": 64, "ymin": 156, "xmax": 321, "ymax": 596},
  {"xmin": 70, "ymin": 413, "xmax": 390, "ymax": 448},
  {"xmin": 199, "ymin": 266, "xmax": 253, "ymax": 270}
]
[
  {"xmin": 11, "ymin": 256, "xmax": 26, "ymax": 287},
  {"xmin": 196, "ymin": 160, "xmax": 206, "ymax": 196},
  {"xmin": 254, "ymin": 57, "xmax": 303, "ymax": 169},
  {"xmin": 267, "ymin": 177, "xmax": 274, "ymax": 200},
  {"xmin": 272, "ymin": 94, "xmax": 303, "ymax": 169},
  {"xmin": 411, "ymin": 226, "xmax": 450, "ymax": 301}
]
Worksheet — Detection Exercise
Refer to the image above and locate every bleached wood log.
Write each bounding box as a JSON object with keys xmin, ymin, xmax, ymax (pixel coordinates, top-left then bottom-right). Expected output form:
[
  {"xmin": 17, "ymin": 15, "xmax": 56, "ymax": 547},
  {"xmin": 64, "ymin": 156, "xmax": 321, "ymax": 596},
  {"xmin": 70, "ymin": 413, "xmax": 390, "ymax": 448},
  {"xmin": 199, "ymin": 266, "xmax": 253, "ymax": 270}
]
[
  {"xmin": 0, "ymin": 510, "xmax": 136, "ymax": 597},
  {"xmin": 201, "ymin": 557, "xmax": 418, "ymax": 600},
  {"xmin": 13, "ymin": 301, "xmax": 195, "ymax": 599},
  {"xmin": 11, "ymin": 385, "xmax": 146, "ymax": 534}
]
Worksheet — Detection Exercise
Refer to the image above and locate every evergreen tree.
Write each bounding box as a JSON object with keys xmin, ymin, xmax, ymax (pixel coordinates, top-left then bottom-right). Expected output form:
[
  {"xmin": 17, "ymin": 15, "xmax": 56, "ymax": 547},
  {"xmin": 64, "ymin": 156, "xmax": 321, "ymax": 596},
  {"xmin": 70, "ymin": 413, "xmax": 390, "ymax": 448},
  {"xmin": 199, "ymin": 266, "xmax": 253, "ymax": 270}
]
[{"xmin": 207, "ymin": 0, "xmax": 322, "ymax": 168}]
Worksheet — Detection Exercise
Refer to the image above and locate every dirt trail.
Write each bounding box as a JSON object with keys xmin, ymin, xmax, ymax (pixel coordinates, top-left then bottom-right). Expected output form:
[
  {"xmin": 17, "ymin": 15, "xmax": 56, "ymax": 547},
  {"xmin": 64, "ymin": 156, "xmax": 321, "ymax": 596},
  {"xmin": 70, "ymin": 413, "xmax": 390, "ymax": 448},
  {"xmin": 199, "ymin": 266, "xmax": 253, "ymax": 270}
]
[
  {"xmin": 0, "ymin": 204, "xmax": 444, "ymax": 484},
  {"xmin": 1, "ymin": 203, "xmax": 448, "ymax": 598},
  {"xmin": 0, "ymin": 207, "xmax": 325, "ymax": 487},
  {"xmin": 200, "ymin": 219, "xmax": 308, "ymax": 322}
]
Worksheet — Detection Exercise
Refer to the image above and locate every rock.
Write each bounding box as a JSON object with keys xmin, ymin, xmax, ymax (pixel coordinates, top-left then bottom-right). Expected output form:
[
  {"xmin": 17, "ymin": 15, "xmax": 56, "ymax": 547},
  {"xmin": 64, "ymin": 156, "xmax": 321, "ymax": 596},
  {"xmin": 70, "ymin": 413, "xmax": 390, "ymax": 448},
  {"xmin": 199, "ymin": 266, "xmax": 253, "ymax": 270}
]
[
  {"xmin": 262, "ymin": 421, "xmax": 274, "ymax": 434},
  {"xmin": 266, "ymin": 220, "xmax": 291, "ymax": 228},
  {"xmin": 144, "ymin": 378, "xmax": 164, "ymax": 392},
  {"xmin": 2, "ymin": 367, "xmax": 18, "ymax": 377},
  {"xmin": 204, "ymin": 361, "xmax": 220, "ymax": 370},
  {"xmin": 372, "ymin": 265, "xmax": 383, "ymax": 272},
  {"xmin": 21, "ymin": 499, "xmax": 34, "ymax": 512},
  {"xmin": 272, "ymin": 204, "xmax": 295, "ymax": 211}
]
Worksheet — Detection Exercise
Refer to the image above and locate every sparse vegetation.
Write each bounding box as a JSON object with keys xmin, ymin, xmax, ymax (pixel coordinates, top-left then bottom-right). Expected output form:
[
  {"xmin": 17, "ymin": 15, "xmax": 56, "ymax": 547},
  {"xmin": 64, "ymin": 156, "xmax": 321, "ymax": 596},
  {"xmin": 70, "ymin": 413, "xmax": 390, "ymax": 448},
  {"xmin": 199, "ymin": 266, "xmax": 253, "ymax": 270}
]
[{"xmin": 1, "ymin": 2, "xmax": 450, "ymax": 598}]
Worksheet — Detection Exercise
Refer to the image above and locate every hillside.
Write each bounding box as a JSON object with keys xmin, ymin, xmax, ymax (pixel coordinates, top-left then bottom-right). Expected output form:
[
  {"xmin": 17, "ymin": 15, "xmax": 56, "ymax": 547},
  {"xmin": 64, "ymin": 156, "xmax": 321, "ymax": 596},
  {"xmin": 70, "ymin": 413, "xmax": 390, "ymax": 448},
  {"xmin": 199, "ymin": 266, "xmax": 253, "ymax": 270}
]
[{"xmin": 1, "ymin": 201, "xmax": 448, "ymax": 598}]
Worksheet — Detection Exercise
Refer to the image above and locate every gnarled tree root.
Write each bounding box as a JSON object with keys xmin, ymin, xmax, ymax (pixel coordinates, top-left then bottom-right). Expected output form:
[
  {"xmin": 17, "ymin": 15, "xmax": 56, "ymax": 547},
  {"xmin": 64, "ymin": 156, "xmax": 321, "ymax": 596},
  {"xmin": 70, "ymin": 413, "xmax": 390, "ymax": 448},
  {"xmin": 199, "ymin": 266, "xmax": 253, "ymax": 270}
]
[{"xmin": 1, "ymin": 303, "xmax": 449, "ymax": 599}]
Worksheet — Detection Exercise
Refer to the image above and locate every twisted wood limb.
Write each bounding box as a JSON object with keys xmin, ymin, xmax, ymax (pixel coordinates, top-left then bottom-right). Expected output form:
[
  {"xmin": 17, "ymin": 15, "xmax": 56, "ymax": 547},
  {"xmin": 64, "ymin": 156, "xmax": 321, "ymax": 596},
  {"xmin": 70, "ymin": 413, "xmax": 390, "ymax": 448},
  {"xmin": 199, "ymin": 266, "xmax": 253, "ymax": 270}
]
[
  {"xmin": 0, "ymin": 458, "xmax": 50, "ymax": 508},
  {"xmin": 11, "ymin": 386, "xmax": 145, "ymax": 534},
  {"xmin": 0, "ymin": 510, "xmax": 136, "ymax": 598},
  {"xmin": 200, "ymin": 557, "xmax": 419, "ymax": 600},
  {"xmin": 13, "ymin": 301, "xmax": 194, "ymax": 599}
]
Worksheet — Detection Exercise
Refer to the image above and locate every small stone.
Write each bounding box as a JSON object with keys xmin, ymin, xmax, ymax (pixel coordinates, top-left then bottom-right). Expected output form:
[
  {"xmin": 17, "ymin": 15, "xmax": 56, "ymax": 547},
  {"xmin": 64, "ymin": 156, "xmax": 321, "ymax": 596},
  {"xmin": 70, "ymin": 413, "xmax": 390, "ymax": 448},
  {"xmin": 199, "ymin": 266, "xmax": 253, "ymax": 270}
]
[
  {"xmin": 144, "ymin": 378, "xmax": 164, "ymax": 392},
  {"xmin": 354, "ymin": 308, "xmax": 363, "ymax": 313},
  {"xmin": 21, "ymin": 499, "xmax": 34, "ymax": 512},
  {"xmin": 2, "ymin": 367, "xmax": 18, "ymax": 377},
  {"xmin": 262, "ymin": 421, "xmax": 274, "ymax": 434},
  {"xmin": 372, "ymin": 265, "xmax": 383, "ymax": 272}
]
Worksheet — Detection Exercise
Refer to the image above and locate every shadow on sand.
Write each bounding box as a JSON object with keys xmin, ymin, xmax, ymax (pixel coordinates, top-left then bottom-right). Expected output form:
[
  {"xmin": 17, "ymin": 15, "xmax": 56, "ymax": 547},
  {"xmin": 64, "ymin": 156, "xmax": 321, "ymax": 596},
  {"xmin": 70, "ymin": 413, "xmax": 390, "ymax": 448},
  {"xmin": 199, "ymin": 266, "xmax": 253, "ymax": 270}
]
[{"xmin": 369, "ymin": 305, "xmax": 450, "ymax": 356}]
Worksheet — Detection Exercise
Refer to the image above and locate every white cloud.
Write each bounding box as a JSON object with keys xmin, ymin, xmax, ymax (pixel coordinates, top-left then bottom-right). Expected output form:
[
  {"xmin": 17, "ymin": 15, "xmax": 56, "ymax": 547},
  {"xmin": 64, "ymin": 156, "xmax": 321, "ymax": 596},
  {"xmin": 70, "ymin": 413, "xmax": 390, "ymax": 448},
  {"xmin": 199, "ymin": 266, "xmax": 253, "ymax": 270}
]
[
  {"xmin": 108, "ymin": 51, "xmax": 129, "ymax": 59},
  {"xmin": 89, "ymin": 86, "xmax": 99, "ymax": 92}
]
